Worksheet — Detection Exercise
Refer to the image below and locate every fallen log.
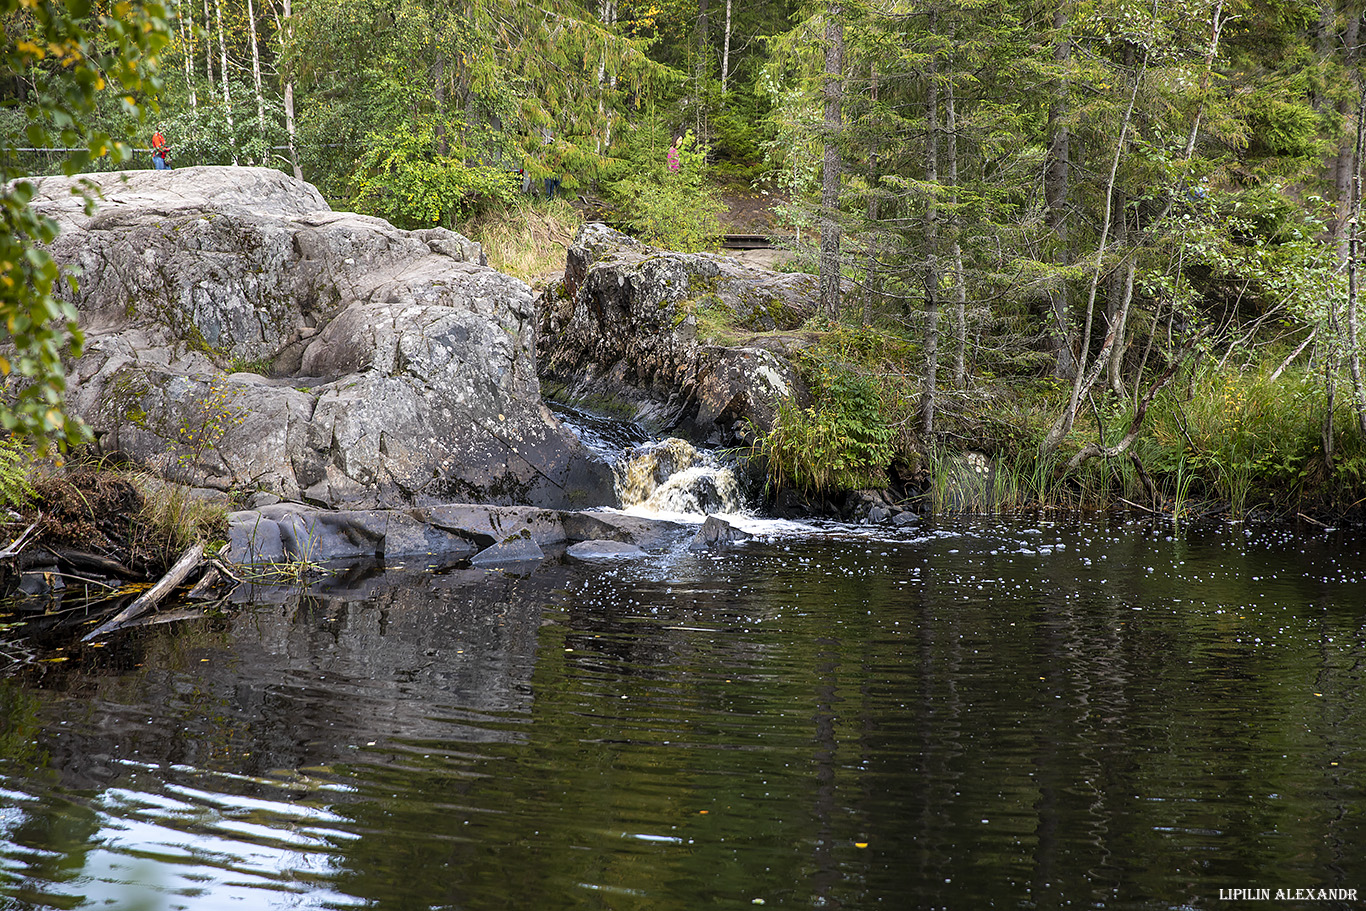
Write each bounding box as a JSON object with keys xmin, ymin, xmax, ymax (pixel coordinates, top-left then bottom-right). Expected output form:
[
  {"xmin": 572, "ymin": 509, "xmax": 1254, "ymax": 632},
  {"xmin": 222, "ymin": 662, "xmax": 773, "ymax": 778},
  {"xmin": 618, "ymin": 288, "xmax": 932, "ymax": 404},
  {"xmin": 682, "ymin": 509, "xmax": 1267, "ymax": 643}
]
[
  {"xmin": 47, "ymin": 548, "xmax": 138, "ymax": 579},
  {"xmin": 81, "ymin": 542, "xmax": 205, "ymax": 641},
  {"xmin": 108, "ymin": 601, "xmax": 229, "ymax": 633},
  {"xmin": 187, "ymin": 565, "xmax": 222, "ymax": 600}
]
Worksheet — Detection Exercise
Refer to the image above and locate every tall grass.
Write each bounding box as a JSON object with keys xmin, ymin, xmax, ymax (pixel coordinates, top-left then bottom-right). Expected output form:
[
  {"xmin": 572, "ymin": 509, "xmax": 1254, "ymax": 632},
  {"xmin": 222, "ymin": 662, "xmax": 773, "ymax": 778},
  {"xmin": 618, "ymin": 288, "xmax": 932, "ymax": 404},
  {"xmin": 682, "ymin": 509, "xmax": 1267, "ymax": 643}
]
[
  {"xmin": 922, "ymin": 362, "xmax": 1360, "ymax": 517},
  {"xmin": 132, "ymin": 473, "xmax": 228, "ymax": 561},
  {"xmin": 1142, "ymin": 364, "xmax": 1329, "ymax": 516},
  {"xmin": 923, "ymin": 362, "xmax": 1366, "ymax": 518},
  {"xmin": 462, "ymin": 199, "xmax": 582, "ymax": 286}
]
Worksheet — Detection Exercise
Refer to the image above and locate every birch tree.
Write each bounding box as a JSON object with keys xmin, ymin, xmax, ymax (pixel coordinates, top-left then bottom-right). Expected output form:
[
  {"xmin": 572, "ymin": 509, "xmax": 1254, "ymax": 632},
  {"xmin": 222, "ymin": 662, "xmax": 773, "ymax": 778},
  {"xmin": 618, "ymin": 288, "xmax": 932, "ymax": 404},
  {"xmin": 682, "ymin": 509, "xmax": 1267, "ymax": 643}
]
[
  {"xmin": 246, "ymin": 0, "xmax": 268, "ymax": 164},
  {"xmin": 214, "ymin": 0, "xmax": 238, "ymax": 165}
]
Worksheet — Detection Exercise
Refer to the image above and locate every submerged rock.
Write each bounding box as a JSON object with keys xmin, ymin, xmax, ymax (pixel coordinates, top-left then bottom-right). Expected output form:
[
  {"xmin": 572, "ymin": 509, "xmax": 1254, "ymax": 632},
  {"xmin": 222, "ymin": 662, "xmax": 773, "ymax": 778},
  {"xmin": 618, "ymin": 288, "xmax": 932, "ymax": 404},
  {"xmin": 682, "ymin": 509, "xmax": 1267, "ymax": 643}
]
[
  {"xmin": 18, "ymin": 166, "xmax": 614, "ymax": 510},
  {"xmin": 565, "ymin": 540, "xmax": 648, "ymax": 561},
  {"xmin": 538, "ymin": 223, "xmax": 816, "ymax": 447},
  {"xmin": 469, "ymin": 529, "xmax": 546, "ymax": 566},
  {"xmin": 688, "ymin": 514, "xmax": 752, "ymax": 549}
]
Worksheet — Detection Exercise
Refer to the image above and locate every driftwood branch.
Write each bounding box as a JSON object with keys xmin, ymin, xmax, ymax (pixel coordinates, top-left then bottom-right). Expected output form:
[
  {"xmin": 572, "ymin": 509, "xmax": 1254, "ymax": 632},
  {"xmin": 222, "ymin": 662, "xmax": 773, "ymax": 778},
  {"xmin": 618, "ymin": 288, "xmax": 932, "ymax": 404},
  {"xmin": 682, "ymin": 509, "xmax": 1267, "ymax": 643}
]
[
  {"xmin": 82, "ymin": 542, "xmax": 204, "ymax": 641},
  {"xmin": 0, "ymin": 520, "xmax": 41, "ymax": 560},
  {"xmin": 1128, "ymin": 451, "xmax": 1160, "ymax": 508},
  {"xmin": 105, "ymin": 599, "xmax": 231, "ymax": 634},
  {"xmin": 187, "ymin": 564, "xmax": 232, "ymax": 600},
  {"xmin": 1268, "ymin": 327, "xmax": 1316, "ymax": 383},
  {"xmin": 209, "ymin": 557, "xmax": 242, "ymax": 584}
]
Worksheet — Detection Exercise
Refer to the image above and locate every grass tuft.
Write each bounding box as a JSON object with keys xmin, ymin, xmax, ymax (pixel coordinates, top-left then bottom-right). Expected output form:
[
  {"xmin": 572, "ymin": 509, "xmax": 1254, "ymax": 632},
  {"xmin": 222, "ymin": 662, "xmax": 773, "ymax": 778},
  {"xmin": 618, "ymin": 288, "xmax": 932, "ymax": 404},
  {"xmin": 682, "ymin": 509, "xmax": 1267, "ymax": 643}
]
[{"xmin": 132, "ymin": 473, "xmax": 229, "ymax": 562}]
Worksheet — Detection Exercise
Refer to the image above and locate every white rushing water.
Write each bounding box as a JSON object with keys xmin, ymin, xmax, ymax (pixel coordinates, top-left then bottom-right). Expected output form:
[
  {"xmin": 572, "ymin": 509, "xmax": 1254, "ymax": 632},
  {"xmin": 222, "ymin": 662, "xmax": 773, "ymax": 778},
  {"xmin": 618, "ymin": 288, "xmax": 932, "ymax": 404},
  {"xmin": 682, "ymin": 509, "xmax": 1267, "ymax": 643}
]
[
  {"xmin": 613, "ymin": 438, "xmax": 748, "ymax": 519},
  {"xmin": 550, "ymin": 403, "xmax": 752, "ymax": 521}
]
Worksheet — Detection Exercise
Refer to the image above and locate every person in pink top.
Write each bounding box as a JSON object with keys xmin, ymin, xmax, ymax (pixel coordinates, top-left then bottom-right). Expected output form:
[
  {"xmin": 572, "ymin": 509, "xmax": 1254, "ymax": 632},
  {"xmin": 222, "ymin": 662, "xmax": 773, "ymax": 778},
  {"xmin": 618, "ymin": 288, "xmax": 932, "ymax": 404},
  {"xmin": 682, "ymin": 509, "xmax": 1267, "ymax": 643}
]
[{"xmin": 667, "ymin": 137, "xmax": 680, "ymax": 171}]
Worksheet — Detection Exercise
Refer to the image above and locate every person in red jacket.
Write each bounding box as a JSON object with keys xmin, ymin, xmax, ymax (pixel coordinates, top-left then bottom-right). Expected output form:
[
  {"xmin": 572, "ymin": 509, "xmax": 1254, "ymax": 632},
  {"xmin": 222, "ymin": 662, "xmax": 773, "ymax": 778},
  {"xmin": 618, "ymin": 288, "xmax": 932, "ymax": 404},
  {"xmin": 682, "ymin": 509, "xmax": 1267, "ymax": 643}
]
[{"xmin": 151, "ymin": 131, "xmax": 171, "ymax": 170}]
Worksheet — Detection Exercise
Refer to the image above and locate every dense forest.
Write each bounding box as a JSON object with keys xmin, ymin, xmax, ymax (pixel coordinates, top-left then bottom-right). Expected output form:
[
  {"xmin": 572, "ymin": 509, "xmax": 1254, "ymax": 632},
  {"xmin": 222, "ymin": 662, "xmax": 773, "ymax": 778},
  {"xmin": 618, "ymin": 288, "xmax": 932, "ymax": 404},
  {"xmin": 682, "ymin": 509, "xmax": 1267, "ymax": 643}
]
[{"xmin": 8, "ymin": 0, "xmax": 1366, "ymax": 518}]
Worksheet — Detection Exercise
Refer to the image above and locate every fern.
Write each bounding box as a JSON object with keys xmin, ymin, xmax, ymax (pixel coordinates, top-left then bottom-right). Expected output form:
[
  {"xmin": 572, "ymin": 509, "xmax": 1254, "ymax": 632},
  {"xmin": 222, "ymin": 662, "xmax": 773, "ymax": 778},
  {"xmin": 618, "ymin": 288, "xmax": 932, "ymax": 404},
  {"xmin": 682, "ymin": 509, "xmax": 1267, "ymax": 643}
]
[{"xmin": 0, "ymin": 438, "xmax": 35, "ymax": 512}]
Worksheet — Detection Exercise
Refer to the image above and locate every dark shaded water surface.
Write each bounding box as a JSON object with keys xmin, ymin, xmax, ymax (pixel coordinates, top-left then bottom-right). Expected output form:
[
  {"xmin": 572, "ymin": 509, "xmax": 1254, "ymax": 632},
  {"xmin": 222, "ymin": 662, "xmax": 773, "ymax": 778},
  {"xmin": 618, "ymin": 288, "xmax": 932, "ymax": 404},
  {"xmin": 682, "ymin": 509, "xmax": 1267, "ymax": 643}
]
[{"xmin": 2, "ymin": 516, "xmax": 1365, "ymax": 910}]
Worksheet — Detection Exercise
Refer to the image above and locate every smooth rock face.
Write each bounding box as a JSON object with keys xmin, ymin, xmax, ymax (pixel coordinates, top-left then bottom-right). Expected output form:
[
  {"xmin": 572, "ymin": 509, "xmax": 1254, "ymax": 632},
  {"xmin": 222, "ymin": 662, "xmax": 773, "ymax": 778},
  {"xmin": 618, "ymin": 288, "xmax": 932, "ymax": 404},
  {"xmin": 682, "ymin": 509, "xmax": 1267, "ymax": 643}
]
[
  {"xmin": 226, "ymin": 503, "xmax": 689, "ymax": 565},
  {"xmin": 469, "ymin": 529, "xmax": 546, "ymax": 566},
  {"xmin": 538, "ymin": 223, "xmax": 814, "ymax": 446},
  {"xmin": 21, "ymin": 167, "xmax": 614, "ymax": 509}
]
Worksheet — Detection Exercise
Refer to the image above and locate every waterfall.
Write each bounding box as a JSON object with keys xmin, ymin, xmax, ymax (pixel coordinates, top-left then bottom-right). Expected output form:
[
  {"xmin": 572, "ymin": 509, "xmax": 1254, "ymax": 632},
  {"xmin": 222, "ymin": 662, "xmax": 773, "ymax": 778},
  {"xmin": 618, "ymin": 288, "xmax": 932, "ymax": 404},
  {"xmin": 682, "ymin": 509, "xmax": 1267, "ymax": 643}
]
[
  {"xmin": 614, "ymin": 438, "xmax": 747, "ymax": 517},
  {"xmin": 551, "ymin": 403, "xmax": 748, "ymax": 518}
]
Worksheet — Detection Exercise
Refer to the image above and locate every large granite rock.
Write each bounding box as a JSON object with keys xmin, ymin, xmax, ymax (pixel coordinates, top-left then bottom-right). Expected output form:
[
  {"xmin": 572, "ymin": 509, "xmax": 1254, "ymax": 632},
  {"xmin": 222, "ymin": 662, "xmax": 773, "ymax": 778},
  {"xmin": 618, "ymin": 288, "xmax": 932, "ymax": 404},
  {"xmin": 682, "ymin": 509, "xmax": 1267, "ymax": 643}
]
[
  {"xmin": 538, "ymin": 223, "xmax": 816, "ymax": 446},
  {"xmin": 20, "ymin": 166, "xmax": 614, "ymax": 509}
]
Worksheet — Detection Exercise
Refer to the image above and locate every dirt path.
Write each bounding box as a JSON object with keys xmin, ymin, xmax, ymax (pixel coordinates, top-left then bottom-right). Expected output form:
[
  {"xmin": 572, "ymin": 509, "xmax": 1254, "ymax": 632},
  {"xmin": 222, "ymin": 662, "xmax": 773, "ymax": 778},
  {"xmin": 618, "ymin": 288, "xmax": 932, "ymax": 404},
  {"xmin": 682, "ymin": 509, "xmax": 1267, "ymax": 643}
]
[{"xmin": 719, "ymin": 187, "xmax": 786, "ymax": 234}]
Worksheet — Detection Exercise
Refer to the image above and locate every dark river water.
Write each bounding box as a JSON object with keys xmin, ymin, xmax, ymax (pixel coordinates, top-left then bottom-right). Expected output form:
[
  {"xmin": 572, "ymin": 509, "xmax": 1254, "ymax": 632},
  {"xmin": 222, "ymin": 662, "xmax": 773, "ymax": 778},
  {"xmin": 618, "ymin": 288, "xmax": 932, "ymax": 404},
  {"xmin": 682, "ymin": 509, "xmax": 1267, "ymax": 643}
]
[{"xmin": 2, "ymin": 515, "xmax": 1365, "ymax": 910}]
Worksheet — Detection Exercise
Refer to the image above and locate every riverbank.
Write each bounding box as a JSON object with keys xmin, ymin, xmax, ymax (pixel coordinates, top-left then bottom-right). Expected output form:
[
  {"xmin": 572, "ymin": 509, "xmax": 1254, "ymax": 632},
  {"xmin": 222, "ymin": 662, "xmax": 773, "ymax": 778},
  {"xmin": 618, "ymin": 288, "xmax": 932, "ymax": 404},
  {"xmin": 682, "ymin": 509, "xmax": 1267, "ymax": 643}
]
[{"xmin": 5, "ymin": 181, "xmax": 1366, "ymax": 641}]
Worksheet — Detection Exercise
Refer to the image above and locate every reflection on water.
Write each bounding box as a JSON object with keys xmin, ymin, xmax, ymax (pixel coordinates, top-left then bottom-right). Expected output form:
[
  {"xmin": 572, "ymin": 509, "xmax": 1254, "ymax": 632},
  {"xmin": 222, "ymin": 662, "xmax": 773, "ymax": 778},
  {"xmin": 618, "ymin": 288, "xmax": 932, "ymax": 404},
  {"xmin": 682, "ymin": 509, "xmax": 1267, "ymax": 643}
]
[{"xmin": 2, "ymin": 517, "xmax": 1365, "ymax": 910}]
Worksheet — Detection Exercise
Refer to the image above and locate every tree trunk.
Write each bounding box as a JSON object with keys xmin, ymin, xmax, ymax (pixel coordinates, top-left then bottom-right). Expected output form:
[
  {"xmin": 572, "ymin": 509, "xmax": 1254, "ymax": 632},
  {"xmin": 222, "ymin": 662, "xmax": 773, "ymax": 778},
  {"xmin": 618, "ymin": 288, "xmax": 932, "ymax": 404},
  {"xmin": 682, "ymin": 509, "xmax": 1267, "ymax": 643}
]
[
  {"xmin": 920, "ymin": 6, "xmax": 942, "ymax": 438},
  {"xmin": 247, "ymin": 0, "xmax": 268, "ymax": 165},
  {"xmin": 269, "ymin": 0, "xmax": 304, "ymax": 180},
  {"xmin": 1183, "ymin": 0, "xmax": 1225, "ymax": 161},
  {"xmin": 1045, "ymin": 4, "xmax": 1073, "ymax": 379},
  {"xmin": 722, "ymin": 0, "xmax": 733, "ymax": 92},
  {"xmin": 819, "ymin": 1, "xmax": 845, "ymax": 322},
  {"xmin": 1042, "ymin": 33, "xmax": 1149, "ymax": 455},
  {"xmin": 1333, "ymin": 8, "xmax": 1359, "ymax": 260},
  {"xmin": 434, "ymin": 54, "xmax": 448, "ymax": 157},
  {"xmin": 203, "ymin": 0, "xmax": 215, "ymax": 93},
  {"xmin": 1106, "ymin": 174, "xmax": 1131, "ymax": 398},
  {"xmin": 1108, "ymin": 259, "xmax": 1135, "ymax": 398},
  {"xmin": 696, "ymin": 0, "xmax": 711, "ymax": 136},
  {"xmin": 1347, "ymin": 73, "xmax": 1366, "ymax": 436},
  {"xmin": 179, "ymin": 0, "xmax": 197, "ymax": 112},
  {"xmin": 863, "ymin": 63, "xmax": 881, "ymax": 326},
  {"xmin": 698, "ymin": 0, "xmax": 711, "ymax": 59},
  {"xmin": 946, "ymin": 48, "xmax": 966, "ymax": 388},
  {"xmin": 215, "ymin": 0, "xmax": 238, "ymax": 166}
]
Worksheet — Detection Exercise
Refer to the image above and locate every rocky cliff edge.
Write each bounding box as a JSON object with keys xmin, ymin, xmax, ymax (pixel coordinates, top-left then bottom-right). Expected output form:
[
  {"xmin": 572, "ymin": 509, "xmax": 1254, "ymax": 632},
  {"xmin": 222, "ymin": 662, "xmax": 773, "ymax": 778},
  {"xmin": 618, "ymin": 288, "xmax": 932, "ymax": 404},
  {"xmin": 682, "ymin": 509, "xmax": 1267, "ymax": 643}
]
[{"xmin": 538, "ymin": 223, "xmax": 817, "ymax": 447}]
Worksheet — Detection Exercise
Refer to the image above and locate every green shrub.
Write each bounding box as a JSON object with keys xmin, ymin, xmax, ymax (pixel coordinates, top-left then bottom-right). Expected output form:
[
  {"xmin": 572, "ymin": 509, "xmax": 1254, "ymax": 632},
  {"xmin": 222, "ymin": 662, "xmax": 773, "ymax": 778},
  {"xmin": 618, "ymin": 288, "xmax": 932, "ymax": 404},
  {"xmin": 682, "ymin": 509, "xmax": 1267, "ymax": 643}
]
[
  {"xmin": 350, "ymin": 129, "xmax": 519, "ymax": 229},
  {"xmin": 756, "ymin": 364, "xmax": 895, "ymax": 494},
  {"xmin": 603, "ymin": 129, "xmax": 725, "ymax": 252}
]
